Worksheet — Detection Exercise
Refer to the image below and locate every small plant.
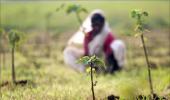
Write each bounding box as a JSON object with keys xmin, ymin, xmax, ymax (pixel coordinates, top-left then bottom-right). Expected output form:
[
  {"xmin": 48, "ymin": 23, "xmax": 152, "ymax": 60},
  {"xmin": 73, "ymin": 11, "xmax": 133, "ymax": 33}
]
[
  {"xmin": 8, "ymin": 30, "xmax": 22, "ymax": 84},
  {"xmin": 131, "ymin": 10, "xmax": 154, "ymax": 96},
  {"xmin": 66, "ymin": 4, "xmax": 88, "ymax": 25},
  {"xmin": 77, "ymin": 55, "xmax": 105, "ymax": 100},
  {"xmin": 57, "ymin": 4, "xmax": 88, "ymax": 25}
]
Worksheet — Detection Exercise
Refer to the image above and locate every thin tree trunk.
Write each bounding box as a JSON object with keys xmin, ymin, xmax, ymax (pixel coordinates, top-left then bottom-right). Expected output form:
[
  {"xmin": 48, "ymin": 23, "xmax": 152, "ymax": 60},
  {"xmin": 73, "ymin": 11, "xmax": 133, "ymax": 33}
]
[
  {"xmin": 90, "ymin": 62, "xmax": 95, "ymax": 100},
  {"xmin": 12, "ymin": 46, "xmax": 16, "ymax": 84},
  {"xmin": 141, "ymin": 34, "xmax": 154, "ymax": 95},
  {"xmin": 75, "ymin": 12, "xmax": 82, "ymax": 26}
]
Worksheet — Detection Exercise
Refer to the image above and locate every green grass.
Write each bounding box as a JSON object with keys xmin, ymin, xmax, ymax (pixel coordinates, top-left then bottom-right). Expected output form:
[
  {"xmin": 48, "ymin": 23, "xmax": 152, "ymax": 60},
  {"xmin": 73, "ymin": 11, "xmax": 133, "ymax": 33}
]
[
  {"xmin": 0, "ymin": 1, "xmax": 170, "ymax": 99},
  {"xmin": 1, "ymin": 53, "xmax": 170, "ymax": 99}
]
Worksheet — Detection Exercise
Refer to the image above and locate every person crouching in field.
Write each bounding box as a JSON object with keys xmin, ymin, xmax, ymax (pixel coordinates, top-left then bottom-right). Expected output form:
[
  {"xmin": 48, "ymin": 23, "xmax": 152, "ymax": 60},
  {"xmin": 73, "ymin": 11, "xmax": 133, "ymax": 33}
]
[{"xmin": 63, "ymin": 9, "xmax": 125, "ymax": 74}]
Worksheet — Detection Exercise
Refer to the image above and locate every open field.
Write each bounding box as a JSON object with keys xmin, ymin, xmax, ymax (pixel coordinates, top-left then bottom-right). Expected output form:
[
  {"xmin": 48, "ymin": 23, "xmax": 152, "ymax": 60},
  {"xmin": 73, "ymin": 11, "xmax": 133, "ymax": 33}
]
[{"xmin": 0, "ymin": 1, "xmax": 170, "ymax": 99}]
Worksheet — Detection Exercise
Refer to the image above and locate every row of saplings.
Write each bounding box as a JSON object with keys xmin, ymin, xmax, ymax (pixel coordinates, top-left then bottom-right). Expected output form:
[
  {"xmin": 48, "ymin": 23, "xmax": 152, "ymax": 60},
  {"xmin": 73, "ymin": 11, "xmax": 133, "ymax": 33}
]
[
  {"xmin": 77, "ymin": 10, "xmax": 168, "ymax": 100},
  {"xmin": 0, "ymin": 8, "xmax": 168, "ymax": 99}
]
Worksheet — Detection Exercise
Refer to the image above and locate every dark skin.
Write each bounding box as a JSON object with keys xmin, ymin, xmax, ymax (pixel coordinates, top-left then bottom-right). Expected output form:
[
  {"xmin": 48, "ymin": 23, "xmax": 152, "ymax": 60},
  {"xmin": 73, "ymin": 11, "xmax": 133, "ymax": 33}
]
[{"xmin": 91, "ymin": 21, "xmax": 104, "ymax": 37}]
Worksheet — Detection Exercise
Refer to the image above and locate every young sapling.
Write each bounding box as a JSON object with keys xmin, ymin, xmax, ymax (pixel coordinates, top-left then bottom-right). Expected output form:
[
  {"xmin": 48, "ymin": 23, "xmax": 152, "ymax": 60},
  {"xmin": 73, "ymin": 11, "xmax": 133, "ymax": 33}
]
[
  {"xmin": 66, "ymin": 4, "xmax": 88, "ymax": 25},
  {"xmin": 57, "ymin": 4, "xmax": 88, "ymax": 32},
  {"xmin": 78, "ymin": 55, "xmax": 105, "ymax": 100},
  {"xmin": 8, "ymin": 30, "xmax": 24, "ymax": 84},
  {"xmin": 131, "ymin": 9, "xmax": 154, "ymax": 96}
]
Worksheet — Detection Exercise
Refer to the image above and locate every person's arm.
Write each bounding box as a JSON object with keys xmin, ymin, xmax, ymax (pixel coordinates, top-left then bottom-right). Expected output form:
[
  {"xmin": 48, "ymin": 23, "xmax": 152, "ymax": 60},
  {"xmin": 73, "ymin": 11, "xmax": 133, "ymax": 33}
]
[{"xmin": 103, "ymin": 32, "xmax": 116, "ymax": 56}]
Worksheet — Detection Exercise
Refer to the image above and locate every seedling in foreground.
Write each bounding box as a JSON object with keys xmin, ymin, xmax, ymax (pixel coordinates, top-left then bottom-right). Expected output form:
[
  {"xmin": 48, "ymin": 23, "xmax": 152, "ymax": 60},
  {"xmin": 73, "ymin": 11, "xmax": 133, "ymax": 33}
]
[
  {"xmin": 78, "ymin": 55, "xmax": 105, "ymax": 100},
  {"xmin": 8, "ymin": 30, "xmax": 22, "ymax": 84},
  {"xmin": 131, "ymin": 9, "xmax": 154, "ymax": 96}
]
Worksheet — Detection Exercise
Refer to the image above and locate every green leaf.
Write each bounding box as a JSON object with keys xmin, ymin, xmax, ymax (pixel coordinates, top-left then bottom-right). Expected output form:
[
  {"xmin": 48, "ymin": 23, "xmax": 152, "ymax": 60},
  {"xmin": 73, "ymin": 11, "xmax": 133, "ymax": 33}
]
[
  {"xmin": 86, "ymin": 66, "xmax": 91, "ymax": 73},
  {"xmin": 66, "ymin": 4, "xmax": 80, "ymax": 14},
  {"xmin": 143, "ymin": 11, "xmax": 148, "ymax": 16},
  {"xmin": 134, "ymin": 24, "xmax": 143, "ymax": 32},
  {"xmin": 78, "ymin": 8, "xmax": 88, "ymax": 14},
  {"xmin": 8, "ymin": 30, "xmax": 22, "ymax": 48},
  {"xmin": 66, "ymin": 4, "xmax": 88, "ymax": 14},
  {"xmin": 77, "ymin": 56, "xmax": 90, "ymax": 65},
  {"xmin": 131, "ymin": 10, "xmax": 137, "ymax": 18},
  {"xmin": 93, "ymin": 58, "xmax": 105, "ymax": 68},
  {"xmin": 85, "ymin": 66, "xmax": 95, "ymax": 74},
  {"xmin": 78, "ymin": 55, "xmax": 105, "ymax": 69},
  {"xmin": 90, "ymin": 55, "xmax": 97, "ymax": 62},
  {"xmin": 134, "ymin": 33, "xmax": 142, "ymax": 37}
]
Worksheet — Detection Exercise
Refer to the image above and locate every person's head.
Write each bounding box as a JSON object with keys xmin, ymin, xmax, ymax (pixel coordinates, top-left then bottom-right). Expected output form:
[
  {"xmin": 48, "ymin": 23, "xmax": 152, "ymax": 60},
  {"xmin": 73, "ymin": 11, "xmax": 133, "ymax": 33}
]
[{"xmin": 91, "ymin": 13, "xmax": 105, "ymax": 34}]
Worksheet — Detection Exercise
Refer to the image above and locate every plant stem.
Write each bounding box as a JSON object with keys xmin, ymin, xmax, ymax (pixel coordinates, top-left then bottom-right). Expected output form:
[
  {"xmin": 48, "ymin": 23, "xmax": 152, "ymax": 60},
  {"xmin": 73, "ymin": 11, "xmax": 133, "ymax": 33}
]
[
  {"xmin": 90, "ymin": 62, "xmax": 95, "ymax": 100},
  {"xmin": 141, "ymin": 34, "xmax": 154, "ymax": 95},
  {"xmin": 75, "ymin": 12, "xmax": 82, "ymax": 26},
  {"xmin": 12, "ymin": 45, "xmax": 16, "ymax": 84}
]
